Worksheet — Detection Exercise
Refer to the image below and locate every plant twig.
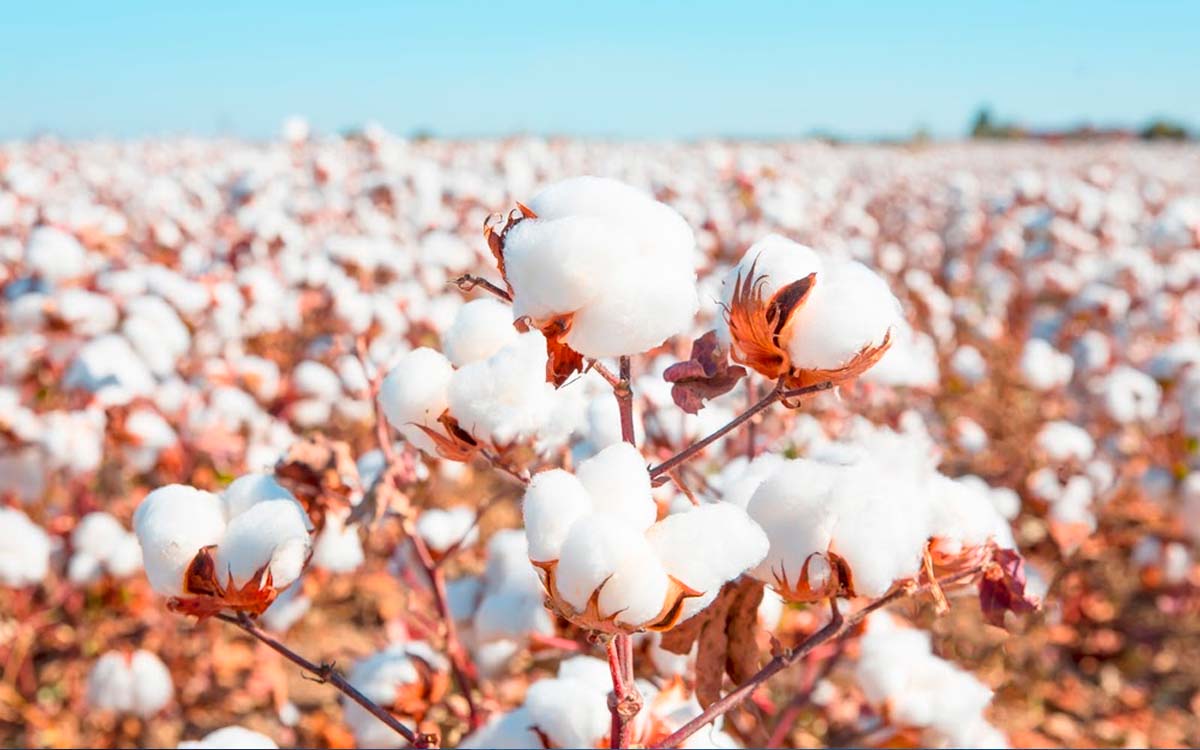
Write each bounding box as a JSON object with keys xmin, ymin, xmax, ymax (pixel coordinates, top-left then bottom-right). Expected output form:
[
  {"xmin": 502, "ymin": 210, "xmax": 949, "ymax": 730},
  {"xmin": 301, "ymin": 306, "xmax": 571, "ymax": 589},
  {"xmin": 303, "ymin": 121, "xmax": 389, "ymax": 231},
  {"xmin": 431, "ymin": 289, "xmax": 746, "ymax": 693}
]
[
  {"xmin": 653, "ymin": 565, "xmax": 986, "ymax": 749},
  {"xmin": 451, "ymin": 274, "xmax": 511, "ymax": 302},
  {"xmin": 649, "ymin": 380, "xmax": 833, "ymax": 481},
  {"xmin": 216, "ymin": 613, "xmax": 436, "ymax": 748}
]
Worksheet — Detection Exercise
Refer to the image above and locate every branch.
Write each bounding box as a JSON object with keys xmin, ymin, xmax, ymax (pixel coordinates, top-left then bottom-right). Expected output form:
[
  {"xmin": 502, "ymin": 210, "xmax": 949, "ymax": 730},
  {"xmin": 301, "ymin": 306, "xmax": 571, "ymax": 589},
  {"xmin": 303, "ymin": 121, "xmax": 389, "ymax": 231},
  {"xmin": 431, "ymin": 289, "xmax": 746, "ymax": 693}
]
[
  {"xmin": 217, "ymin": 613, "xmax": 436, "ymax": 748},
  {"xmin": 648, "ymin": 380, "xmax": 833, "ymax": 481},
  {"xmin": 653, "ymin": 565, "xmax": 986, "ymax": 749},
  {"xmin": 451, "ymin": 274, "xmax": 512, "ymax": 302}
]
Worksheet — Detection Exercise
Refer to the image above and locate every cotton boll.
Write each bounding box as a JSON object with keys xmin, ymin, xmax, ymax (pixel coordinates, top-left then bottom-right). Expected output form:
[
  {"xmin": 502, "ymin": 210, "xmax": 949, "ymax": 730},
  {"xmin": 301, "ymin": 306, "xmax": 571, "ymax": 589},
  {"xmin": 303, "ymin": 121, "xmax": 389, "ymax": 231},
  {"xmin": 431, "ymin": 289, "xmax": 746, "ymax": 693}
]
[
  {"xmin": 378, "ymin": 347, "xmax": 454, "ymax": 454},
  {"xmin": 460, "ymin": 708, "xmax": 542, "ymax": 749},
  {"xmin": 214, "ymin": 499, "xmax": 312, "ymax": 590},
  {"xmin": 415, "ymin": 507, "xmax": 478, "ymax": 554},
  {"xmin": 1036, "ymin": 421, "xmax": 1095, "ymax": 462},
  {"xmin": 448, "ymin": 331, "xmax": 557, "ymax": 445},
  {"xmin": 0, "ymin": 507, "xmax": 51, "ymax": 587},
  {"xmin": 524, "ymin": 672, "xmax": 612, "ymax": 749},
  {"xmin": 311, "ymin": 512, "xmax": 364, "ymax": 573},
  {"xmin": 474, "ymin": 588, "xmax": 555, "ymax": 642},
  {"xmin": 721, "ymin": 234, "xmax": 824, "ymax": 310},
  {"xmin": 125, "ymin": 408, "xmax": 177, "ymax": 472},
  {"xmin": 555, "ymin": 514, "xmax": 641, "ymax": 612},
  {"xmin": 574, "ymin": 442, "xmax": 656, "ymax": 531},
  {"xmin": 1099, "ymin": 366, "xmax": 1161, "ymax": 423},
  {"xmin": 25, "ymin": 226, "xmax": 87, "ymax": 281},
  {"xmin": 64, "ymin": 334, "xmax": 156, "ymax": 406},
  {"xmin": 69, "ymin": 512, "xmax": 141, "ymax": 583},
  {"xmin": 830, "ymin": 470, "xmax": 932, "ymax": 597},
  {"xmin": 178, "ymin": 726, "xmax": 278, "ymax": 749},
  {"xmin": 344, "ymin": 645, "xmax": 444, "ymax": 749},
  {"xmin": 293, "ymin": 360, "xmax": 343, "ymax": 401},
  {"xmin": 716, "ymin": 454, "xmax": 786, "ymax": 509},
  {"xmin": 134, "ymin": 485, "xmax": 227, "ymax": 597},
  {"xmin": 596, "ymin": 535, "xmax": 671, "ymax": 626},
  {"xmin": 503, "ymin": 215, "xmax": 624, "ymax": 321},
  {"xmin": 443, "ymin": 298, "xmax": 519, "ymax": 367},
  {"xmin": 953, "ymin": 416, "xmax": 989, "ymax": 454},
  {"xmin": 746, "ymin": 460, "xmax": 842, "ymax": 589},
  {"xmin": 221, "ymin": 473, "xmax": 301, "ymax": 521},
  {"xmin": 950, "ymin": 345, "xmax": 988, "ymax": 384},
  {"xmin": 785, "ymin": 257, "xmax": 903, "ymax": 371},
  {"xmin": 647, "ymin": 503, "xmax": 768, "ymax": 619},
  {"xmin": 522, "ymin": 469, "xmax": 594, "ymax": 562},
  {"xmin": 1020, "ymin": 338, "xmax": 1074, "ymax": 390},
  {"xmin": 87, "ymin": 650, "xmax": 174, "ymax": 717}
]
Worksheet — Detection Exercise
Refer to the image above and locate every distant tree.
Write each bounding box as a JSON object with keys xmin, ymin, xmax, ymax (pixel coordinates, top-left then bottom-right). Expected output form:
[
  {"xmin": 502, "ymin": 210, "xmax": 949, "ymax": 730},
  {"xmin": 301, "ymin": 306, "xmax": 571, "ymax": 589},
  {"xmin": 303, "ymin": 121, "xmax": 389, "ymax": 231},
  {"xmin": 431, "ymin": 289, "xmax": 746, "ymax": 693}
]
[
  {"xmin": 970, "ymin": 107, "xmax": 996, "ymax": 139},
  {"xmin": 1141, "ymin": 119, "xmax": 1190, "ymax": 141}
]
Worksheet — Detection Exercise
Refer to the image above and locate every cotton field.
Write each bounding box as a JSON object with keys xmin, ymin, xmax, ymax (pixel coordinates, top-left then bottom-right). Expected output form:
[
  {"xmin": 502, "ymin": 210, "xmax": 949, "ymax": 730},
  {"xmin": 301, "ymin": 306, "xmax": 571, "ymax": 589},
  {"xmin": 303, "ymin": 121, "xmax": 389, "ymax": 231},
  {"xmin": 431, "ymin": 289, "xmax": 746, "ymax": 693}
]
[{"xmin": 2, "ymin": 130, "xmax": 1199, "ymax": 748}]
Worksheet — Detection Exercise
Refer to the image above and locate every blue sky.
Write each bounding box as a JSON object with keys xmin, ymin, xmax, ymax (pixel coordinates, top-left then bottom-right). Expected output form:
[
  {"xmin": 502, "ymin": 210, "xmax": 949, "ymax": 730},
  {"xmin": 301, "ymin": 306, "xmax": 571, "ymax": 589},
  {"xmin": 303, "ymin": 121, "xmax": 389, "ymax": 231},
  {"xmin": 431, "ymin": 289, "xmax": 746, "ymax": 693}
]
[{"xmin": 2, "ymin": 1, "xmax": 1196, "ymax": 140}]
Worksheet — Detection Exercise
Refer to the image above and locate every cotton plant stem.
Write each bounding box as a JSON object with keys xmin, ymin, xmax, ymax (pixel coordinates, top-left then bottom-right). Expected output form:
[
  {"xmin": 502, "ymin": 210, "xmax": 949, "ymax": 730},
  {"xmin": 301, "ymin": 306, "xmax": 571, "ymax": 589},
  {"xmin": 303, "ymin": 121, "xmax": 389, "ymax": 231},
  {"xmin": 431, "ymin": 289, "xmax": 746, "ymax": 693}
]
[
  {"xmin": 217, "ymin": 613, "xmax": 435, "ymax": 748},
  {"xmin": 450, "ymin": 274, "xmax": 512, "ymax": 302},
  {"xmin": 649, "ymin": 380, "xmax": 833, "ymax": 481},
  {"xmin": 653, "ymin": 565, "xmax": 987, "ymax": 749},
  {"xmin": 607, "ymin": 354, "xmax": 643, "ymax": 749}
]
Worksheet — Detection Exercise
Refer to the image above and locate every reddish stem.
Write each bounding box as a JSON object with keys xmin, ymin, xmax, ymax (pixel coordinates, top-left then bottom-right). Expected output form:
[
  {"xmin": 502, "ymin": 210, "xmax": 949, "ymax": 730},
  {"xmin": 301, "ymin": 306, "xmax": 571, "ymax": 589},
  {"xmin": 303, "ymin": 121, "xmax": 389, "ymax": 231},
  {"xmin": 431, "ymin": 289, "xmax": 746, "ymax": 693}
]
[{"xmin": 217, "ymin": 613, "xmax": 435, "ymax": 747}]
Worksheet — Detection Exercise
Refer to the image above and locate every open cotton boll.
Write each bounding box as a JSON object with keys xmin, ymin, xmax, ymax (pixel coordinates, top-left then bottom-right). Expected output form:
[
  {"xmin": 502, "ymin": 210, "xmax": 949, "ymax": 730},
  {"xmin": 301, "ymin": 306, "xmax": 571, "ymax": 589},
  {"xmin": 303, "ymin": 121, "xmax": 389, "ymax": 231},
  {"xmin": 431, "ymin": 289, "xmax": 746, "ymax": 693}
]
[
  {"xmin": 87, "ymin": 650, "xmax": 174, "ymax": 717},
  {"xmin": 213, "ymin": 499, "xmax": 312, "ymax": 589},
  {"xmin": 311, "ymin": 512, "xmax": 364, "ymax": 573},
  {"xmin": 596, "ymin": 535, "xmax": 671, "ymax": 627},
  {"xmin": 574, "ymin": 442, "xmax": 656, "ymax": 531},
  {"xmin": 721, "ymin": 234, "xmax": 824, "ymax": 310},
  {"xmin": 503, "ymin": 215, "xmax": 623, "ymax": 321},
  {"xmin": 344, "ymin": 643, "xmax": 447, "ymax": 748},
  {"xmin": 523, "ymin": 660, "xmax": 613, "ymax": 749},
  {"xmin": 746, "ymin": 460, "xmax": 843, "ymax": 589},
  {"xmin": 716, "ymin": 454, "xmax": 787, "ymax": 509},
  {"xmin": 133, "ymin": 485, "xmax": 227, "ymax": 597},
  {"xmin": 415, "ymin": 507, "xmax": 478, "ymax": 554},
  {"xmin": 785, "ymin": 257, "xmax": 903, "ymax": 370},
  {"xmin": 460, "ymin": 707, "xmax": 542, "ymax": 749},
  {"xmin": 1099, "ymin": 366, "xmax": 1161, "ymax": 423},
  {"xmin": 25, "ymin": 226, "xmax": 87, "ymax": 281},
  {"xmin": 293, "ymin": 360, "xmax": 343, "ymax": 401},
  {"xmin": 69, "ymin": 512, "xmax": 141, "ymax": 583},
  {"xmin": 953, "ymin": 416, "xmax": 989, "ymax": 454},
  {"xmin": 0, "ymin": 507, "xmax": 52, "ymax": 587},
  {"xmin": 1020, "ymin": 338, "xmax": 1074, "ymax": 390},
  {"xmin": 522, "ymin": 469, "xmax": 595, "ymax": 562},
  {"xmin": 830, "ymin": 469, "xmax": 932, "ymax": 597},
  {"xmin": 1036, "ymin": 420, "xmax": 1095, "ymax": 462},
  {"xmin": 647, "ymin": 503, "xmax": 769, "ymax": 620},
  {"xmin": 554, "ymin": 513, "xmax": 644, "ymax": 613},
  {"xmin": 951, "ymin": 345, "xmax": 988, "ymax": 384},
  {"xmin": 221, "ymin": 472, "xmax": 302, "ymax": 521},
  {"xmin": 474, "ymin": 588, "xmax": 555, "ymax": 643},
  {"xmin": 63, "ymin": 334, "xmax": 156, "ymax": 406},
  {"xmin": 378, "ymin": 347, "xmax": 454, "ymax": 454},
  {"xmin": 442, "ymin": 298, "xmax": 519, "ymax": 367},
  {"xmin": 448, "ymin": 330, "xmax": 557, "ymax": 445},
  {"xmin": 178, "ymin": 726, "xmax": 278, "ymax": 749}
]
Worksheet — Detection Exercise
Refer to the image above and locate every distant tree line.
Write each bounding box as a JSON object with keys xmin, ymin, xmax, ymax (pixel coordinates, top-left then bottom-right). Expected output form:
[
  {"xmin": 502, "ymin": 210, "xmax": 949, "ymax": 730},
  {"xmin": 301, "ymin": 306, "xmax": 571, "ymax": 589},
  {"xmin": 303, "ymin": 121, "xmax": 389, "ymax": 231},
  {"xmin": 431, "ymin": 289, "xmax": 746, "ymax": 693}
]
[{"xmin": 969, "ymin": 107, "xmax": 1191, "ymax": 141}]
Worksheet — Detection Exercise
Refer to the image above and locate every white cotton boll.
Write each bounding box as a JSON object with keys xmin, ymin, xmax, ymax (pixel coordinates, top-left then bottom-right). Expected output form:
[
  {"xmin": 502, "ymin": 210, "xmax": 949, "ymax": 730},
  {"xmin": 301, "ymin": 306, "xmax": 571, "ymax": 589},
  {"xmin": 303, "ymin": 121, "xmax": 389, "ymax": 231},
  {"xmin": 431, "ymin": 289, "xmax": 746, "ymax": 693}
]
[
  {"xmin": 87, "ymin": 650, "xmax": 174, "ymax": 717},
  {"xmin": 575, "ymin": 442, "xmax": 656, "ymax": 531},
  {"xmin": 178, "ymin": 726, "xmax": 278, "ymax": 749},
  {"xmin": 1020, "ymin": 338, "xmax": 1074, "ymax": 390},
  {"xmin": 448, "ymin": 330, "xmax": 557, "ymax": 445},
  {"xmin": 746, "ymin": 459, "xmax": 842, "ymax": 589},
  {"xmin": 122, "ymin": 295, "xmax": 191, "ymax": 377},
  {"xmin": 64, "ymin": 334, "xmax": 156, "ymax": 406},
  {"xmin": 524, "ymin": 675, "xmax": 612, "ymax": 749},
  {"xmin": 221, "ymin": 473, "xmax": 300, "ymax": 521},
  {"xmin": 831, "ymin": 471, "xmax": 932, "ymax": 597},
  {"xmin": 555, "ymin": 513, "xmax": 641, "ymax": 612},
  {"xmin": 716, "ymin": 454, "xmax": 786, "ymax": 509},
  {"xmin": 647, "ymin": 503, "xmax": 768, "ymax": 619},
  {"xmin": 475, "ymin": 589, "xmax": 554, "ymax": 642},
  {"xmin": 311, "ymin": 512, "xmax": 364, "ymax": 573},
  {"xmin": 378, "ymin": 347, "xmax": 453, "ymax": 454},
  {"xmin": 214, "ymin": 499, "xmax": 312, "ymax": 590},
  {"xmin": 415, "ymin": 507, "xmax": 478, "ymax": 554},
  {"xmin": 865, "ymin": 322, "xmax": 939, "ymax": 388},
  {"xmin": 0, "ymin": 507, "xmax": 51, "ymax": 587},
  {"xmin": 460, "ymin": 708, "xmax": 542, "ymax": 749},
  {"xmin": 928, "ymin": 476, "xmax": 1013, "ymax": 550},
  {"xmin": 293, "ymin": 360, "xmax": 342, "ymax": 401},
  {"xmin": 951, "ymin": 345, "xmax": 988, "ymax": 384},
  {"xmin": 953, "ymin": 416, "xmax": 989, "ymax": 454},
  {"xmin": 235, "ymin": 356, "xmax": 282, "ymax": 402},
  {"xmin": 443, "ymin": 298, "xmax": 519, "ymax": 367},
  {"xmin": 69, "ymin": 512, "xmax": 140, "ymax": 583},
  {"xmin": 1049, "ymin": 476, "xmax": 1096, "ymax": 529},
  {"xmin": 134, "ymin": 485, "xmax": 227, "ymax": 597},
  {"xmin": 522, "ymin": 469, "xmax": 594, "ymax": 562},
  {"xmin": 25, "ymin": 226, "xmax": 86, "ymax": 281},
  {"xmin": 1100, "ymin": 366, "xmax": 1161, "ymax": 423},
  {"xmin": 344, "ymin": 645, "xmax": 444, "ymax": 749},
  {"xmin": 1036, "ymin": 421, "xmax": 1095, "ymax": 462},
  {"xmin": 54, "ymin": 288, "xmax": 118, "ymax": 335},
  {"xmin": 125, "ymin": 408, "xmax": 177, "ymax": 473},
  {"xmin": 1073, "ymin": 331, "xmax": 1112, "ymax": 373},
  {"xmin": 785, "ymin": 257, "xmax": 903, "ymax": 371}
]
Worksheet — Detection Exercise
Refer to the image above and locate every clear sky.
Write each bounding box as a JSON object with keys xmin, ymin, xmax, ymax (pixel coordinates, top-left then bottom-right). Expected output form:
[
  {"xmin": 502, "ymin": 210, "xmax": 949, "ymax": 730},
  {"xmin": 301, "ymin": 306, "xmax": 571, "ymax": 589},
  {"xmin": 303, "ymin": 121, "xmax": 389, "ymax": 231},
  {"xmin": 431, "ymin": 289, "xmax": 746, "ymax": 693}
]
[{"xmin": 2, "ymin": 1, "xmax": 1197, "ymax": 141}]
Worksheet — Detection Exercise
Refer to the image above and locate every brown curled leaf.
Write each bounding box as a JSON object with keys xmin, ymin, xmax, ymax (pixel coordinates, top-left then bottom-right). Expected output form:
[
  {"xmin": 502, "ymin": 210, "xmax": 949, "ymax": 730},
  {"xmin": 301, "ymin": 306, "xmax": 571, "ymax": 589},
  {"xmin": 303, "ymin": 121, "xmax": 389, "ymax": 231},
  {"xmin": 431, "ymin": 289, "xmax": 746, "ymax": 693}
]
[
  {"xmin": 979, "ymin": 548, "xmax": 1040, "ymax": 628},
  {"xmin": 663, "ymin": 330, "xmax": 748, "ymax": 414}
]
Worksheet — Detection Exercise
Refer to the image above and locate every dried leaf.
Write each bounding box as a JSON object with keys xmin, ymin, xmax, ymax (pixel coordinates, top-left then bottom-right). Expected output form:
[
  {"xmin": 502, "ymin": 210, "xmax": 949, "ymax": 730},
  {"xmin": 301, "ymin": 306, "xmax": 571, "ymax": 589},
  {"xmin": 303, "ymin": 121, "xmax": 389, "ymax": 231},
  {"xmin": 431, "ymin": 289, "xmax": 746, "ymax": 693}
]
[
  {"xmin": 979, "ymin": 548, "xmax": 1040, "ymax": 627},
  {"xmin": 275, "ymin": 434, "xmax": 359, "ymax": 530},
  {"xmin": 687, "ymin": 577, "xmax": 766, "ymax": 709},
  {"xmin": 663, "ymin": 330, "xmax": 748, "ymax": 414}
]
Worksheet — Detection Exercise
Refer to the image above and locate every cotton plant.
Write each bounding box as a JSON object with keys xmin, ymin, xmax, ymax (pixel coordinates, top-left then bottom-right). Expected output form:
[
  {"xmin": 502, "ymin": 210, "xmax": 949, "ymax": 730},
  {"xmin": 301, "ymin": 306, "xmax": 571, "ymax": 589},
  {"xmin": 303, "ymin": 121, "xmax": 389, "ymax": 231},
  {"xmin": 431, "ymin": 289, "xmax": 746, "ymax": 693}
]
[
  {"xmin": 86, "ymin": 649, "xmax": 175, "ymax": 718},
  {"xmin": 342, "ymin": 642, "xmax": 449, "ymax": 749}
]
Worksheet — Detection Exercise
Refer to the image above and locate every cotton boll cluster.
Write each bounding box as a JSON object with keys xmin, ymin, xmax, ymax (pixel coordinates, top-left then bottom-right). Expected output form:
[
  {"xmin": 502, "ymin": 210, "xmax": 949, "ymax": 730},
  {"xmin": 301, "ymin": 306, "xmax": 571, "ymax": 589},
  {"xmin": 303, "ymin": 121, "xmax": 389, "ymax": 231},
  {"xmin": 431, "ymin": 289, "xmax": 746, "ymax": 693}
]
[
  {"xmin": 496, "ymin": 176, "xmax": 700, "ymax": 359},
  {"xmin": 86, "ymin": 650, "xmax": 174, "ymax": 717},
  {"xmin": 178, "ymin": 726, "xmax": 278, "ymax": 749},
  {"xmin": 1095, "ymin": 365, "xmax": 1161, "ymax": 424},
  {"xmin": 747, "ymin": 428, "xmax": 1015, "ymax": 600},
  {"xmin": 523, "ymin": 442, "xmax": 767, "ymax": 632},
  {"xmin": 133, "ymin": 475, "xmax": 313, "ymax": 615},
  {"xmin": 1020, "ymin": 338, "xmax": 1074, "ymax": 390},
  {"xmin": 343, "ymin": 642, "xmax": 448, "ymax": 749},
  {"xmin": 856, "ymin": 614, "xmax": 1005, "ymax": 748},
  {"xmin": 68, "ymin": 512, "xmax": 142, "ymax": 583},
  {"xmin": 415, "ymin": 506, "xmax": 479, "ymax": 556},
  {"xmin": 719, "ymin": 234, "xmax": 902, "ymax": 385},
  {"xmin": 0, "ymin": 507, "xmax": 52, "ymax": 587}
]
